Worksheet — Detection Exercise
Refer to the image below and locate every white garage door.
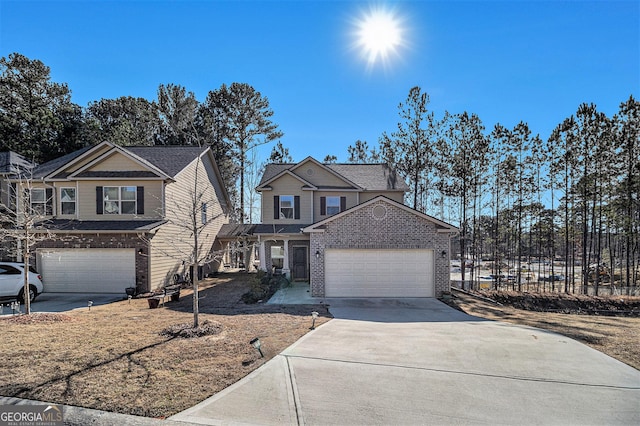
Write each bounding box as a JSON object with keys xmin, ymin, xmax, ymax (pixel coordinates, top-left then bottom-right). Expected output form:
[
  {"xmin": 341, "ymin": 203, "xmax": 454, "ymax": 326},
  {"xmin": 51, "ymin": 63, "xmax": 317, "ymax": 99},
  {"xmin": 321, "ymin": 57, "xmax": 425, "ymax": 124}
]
[
  {"xmin": 325, "ymin": 249, "xmax": 434, "ymax": 297},
  {"xmin": 38, "ymin": 249, "xmax": 136, "ymax": 293}
]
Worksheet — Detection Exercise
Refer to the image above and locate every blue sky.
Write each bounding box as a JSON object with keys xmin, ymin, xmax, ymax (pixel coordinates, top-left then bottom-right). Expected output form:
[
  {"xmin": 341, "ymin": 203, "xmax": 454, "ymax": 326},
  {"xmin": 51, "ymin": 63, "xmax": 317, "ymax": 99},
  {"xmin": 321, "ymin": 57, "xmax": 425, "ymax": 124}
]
[{"xmin": 1, "ymin": 0, "xmax": 638, "ymax": 163}]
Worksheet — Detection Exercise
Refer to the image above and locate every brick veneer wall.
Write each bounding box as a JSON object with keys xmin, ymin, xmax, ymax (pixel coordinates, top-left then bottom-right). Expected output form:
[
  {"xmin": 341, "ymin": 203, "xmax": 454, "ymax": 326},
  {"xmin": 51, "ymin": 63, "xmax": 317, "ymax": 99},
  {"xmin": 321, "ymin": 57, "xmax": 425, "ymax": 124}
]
[
  {"xmin": 309, "ymin": 200, "xmax": 452, "ymax": 297},
  {"xmin": 34, "ymin": 233, "xmax": 150, "ymax": 293}
]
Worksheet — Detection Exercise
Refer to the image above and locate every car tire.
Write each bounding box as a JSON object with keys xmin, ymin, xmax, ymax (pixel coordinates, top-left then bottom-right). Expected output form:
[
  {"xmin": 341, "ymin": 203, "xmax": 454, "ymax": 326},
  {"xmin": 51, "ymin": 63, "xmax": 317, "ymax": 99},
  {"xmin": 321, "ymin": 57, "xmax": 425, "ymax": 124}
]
[{"xmin": 18, "ymin": 285, "xmax": 38, "ymax": 304}]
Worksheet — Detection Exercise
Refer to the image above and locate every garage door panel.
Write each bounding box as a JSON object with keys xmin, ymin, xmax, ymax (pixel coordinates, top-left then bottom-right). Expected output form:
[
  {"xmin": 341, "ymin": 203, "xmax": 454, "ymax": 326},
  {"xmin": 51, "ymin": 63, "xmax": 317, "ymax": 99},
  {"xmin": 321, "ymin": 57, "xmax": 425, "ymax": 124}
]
[
  {"xmin": 325, "ymin": 249, "xmax": 434, "ymax": 298},
  {"xmin": 39, "ymin": 249, "xmax": 135, "ymax": 293}
]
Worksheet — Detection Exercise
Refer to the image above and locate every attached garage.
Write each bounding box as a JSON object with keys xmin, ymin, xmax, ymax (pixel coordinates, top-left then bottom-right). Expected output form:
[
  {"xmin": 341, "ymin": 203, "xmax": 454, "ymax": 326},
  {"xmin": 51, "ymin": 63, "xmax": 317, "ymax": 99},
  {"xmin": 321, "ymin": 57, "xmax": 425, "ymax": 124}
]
[
  {"xmin": 38, "ymin": 249, "xmax": 136, "ymax": 293},
  {"xmin": 325, "ymin": 249, "xmax": 434, "ymax": 297}
]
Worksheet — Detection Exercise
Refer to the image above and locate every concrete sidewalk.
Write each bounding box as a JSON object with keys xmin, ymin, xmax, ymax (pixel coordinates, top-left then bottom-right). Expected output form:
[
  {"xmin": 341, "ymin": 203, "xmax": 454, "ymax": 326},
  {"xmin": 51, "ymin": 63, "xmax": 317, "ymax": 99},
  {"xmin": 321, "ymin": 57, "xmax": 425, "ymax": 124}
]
[{"xmin": 171, "ymin": 298, "xmax": 640, "ymax": 425}]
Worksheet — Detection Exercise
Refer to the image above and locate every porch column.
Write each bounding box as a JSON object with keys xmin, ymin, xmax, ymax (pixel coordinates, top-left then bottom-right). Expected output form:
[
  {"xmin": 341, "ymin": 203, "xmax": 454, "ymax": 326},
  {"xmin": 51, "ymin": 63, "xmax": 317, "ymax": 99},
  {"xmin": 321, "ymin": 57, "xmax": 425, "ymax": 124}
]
[
  {"xmin": 282, "ymin": 238, "xmax": 290, "ymax": 279},
  {"xmin": 258, "ymin": 237, "xmax": 266, "ymax": 271}
]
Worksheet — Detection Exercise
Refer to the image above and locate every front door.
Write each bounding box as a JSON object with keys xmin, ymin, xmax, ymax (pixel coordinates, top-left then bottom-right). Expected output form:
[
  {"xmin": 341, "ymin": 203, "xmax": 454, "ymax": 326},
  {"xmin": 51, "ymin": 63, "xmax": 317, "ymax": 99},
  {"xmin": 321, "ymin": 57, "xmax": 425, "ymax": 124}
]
[{"xmin": 292, "ymin": 246, "xmax": 308, "ymax": 281}]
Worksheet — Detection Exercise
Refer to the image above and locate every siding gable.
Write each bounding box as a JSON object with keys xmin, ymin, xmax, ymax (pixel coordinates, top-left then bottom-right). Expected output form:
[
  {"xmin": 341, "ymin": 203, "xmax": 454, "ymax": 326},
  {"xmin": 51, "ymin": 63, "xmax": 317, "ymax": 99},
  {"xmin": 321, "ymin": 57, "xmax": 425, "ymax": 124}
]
[{"xmin": 290, "ymin": 161, "xmax": 357, "ymax": 188}]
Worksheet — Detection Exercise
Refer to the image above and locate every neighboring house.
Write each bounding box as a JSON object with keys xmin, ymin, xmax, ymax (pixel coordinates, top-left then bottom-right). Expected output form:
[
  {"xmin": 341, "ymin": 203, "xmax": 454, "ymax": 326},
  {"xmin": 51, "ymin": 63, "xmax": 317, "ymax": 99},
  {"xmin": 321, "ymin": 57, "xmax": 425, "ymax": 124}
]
[
  {"xmin": 217, "ymin": 156, "xmax": 458, "ymax": 298},
  {"xmin": 0, "ymin": 151, "xmax": 34, "ymax": 260},
  {"xmin": 1, "ymin": 142, "xmax": 230, "ymax": 294}
]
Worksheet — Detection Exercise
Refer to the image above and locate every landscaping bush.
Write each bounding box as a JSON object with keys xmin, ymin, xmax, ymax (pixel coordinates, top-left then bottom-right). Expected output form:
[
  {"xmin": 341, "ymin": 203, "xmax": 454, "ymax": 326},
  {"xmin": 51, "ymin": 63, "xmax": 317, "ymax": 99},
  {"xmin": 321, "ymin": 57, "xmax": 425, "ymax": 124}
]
[{"xmin": 241, "ymin": 272, "xmax": 280, "ymax": 304}]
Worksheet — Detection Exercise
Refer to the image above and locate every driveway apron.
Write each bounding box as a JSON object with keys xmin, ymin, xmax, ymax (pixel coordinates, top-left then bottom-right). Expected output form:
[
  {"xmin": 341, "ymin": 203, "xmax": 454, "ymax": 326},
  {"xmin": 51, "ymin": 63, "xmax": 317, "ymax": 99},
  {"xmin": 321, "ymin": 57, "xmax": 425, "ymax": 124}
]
[{"xmin": 171, "ymin": 298, "xmax": 640, "ymax": 425}]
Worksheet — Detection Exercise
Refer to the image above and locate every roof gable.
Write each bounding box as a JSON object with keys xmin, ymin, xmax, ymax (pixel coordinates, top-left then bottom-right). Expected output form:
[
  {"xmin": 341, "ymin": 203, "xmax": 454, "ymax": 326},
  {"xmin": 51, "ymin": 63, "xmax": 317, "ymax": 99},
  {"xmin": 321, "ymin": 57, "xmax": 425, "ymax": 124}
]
[
  {"xmin": 258, "ymin": 157, "xmax": 408, "ymax": 192},
  {"xmin": 303, "ymin": 195, "xmax": 458, "ymax": 233},
  {"xmin": 256, "ymin": 168, "xmax": 318, "ymax": 190}
]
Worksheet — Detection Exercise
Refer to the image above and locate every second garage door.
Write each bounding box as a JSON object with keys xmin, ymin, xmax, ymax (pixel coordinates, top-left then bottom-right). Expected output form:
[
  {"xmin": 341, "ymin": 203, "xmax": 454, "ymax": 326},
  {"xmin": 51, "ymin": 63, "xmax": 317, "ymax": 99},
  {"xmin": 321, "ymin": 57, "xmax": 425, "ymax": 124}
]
[
  {"xmin": 325, "ymin": 249, "xmax": 434, "ymax": 297},
  {"xmin": 38, "ymin": 249, "xmax": 136, "ymax": 293}
]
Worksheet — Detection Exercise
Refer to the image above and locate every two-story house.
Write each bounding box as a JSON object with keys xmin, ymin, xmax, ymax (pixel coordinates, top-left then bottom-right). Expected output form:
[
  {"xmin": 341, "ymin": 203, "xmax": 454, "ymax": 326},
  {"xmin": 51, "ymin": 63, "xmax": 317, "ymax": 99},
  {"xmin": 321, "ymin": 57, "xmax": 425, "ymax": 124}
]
[
  {"xmin": 3, "ymin": 141, "xmax": 230, "ymax": 294},
  {"xmin": 217, "ymin": 157, "xmax": 457, "ymax": 298}
]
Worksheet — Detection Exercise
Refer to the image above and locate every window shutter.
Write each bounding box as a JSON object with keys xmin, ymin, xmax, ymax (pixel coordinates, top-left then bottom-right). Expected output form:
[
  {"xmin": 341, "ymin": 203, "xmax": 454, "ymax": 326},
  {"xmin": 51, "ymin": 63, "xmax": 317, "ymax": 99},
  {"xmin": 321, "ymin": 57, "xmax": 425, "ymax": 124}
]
[
  {"xmin": 340, "ymin": 196, "xmax": 346, "ymax": 212},
  {"xmin": 96, "ymin": 186, "xmax": 103, "ymax": 215},
  {"xmin": 273, "ymin": 196, "xmax": 279, "ymax": 219},
  {"xmin": 294, "ymin": 196, "xmax": 300, "ymax": 219},
  {"xmin": 45, "ymin": 188, "xmax": 53, "ymax": 216},
  {"xmin": 136, "ymin": 186, "xmax": 144, "ymax": 215},
  {"xmin": 320, "ymin": 197, "xmax": 326, "ymax": 215}
]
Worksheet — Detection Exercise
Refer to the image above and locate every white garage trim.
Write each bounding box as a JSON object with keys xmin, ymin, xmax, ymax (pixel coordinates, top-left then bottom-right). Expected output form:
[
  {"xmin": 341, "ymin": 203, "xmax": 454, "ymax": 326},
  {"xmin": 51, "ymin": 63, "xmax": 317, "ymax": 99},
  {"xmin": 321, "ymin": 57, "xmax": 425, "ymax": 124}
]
[
  {"xmin": 38, "ymin": 249, "xmax": 135, "ymax": 293},
  {"xmin": 325, "ymin": 249, "xmax": 434, "ymax": 297}
]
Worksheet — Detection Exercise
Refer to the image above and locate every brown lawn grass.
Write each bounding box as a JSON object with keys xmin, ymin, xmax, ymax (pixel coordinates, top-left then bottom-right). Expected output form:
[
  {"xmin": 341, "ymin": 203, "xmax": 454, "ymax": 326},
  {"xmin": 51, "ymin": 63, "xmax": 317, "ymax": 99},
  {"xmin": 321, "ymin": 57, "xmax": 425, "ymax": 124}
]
[
  {"xmin": 448, "ymin": 290, "xmax": 640, "ymax": 371},
  {"xmin": 0, "ymin": 273, "xmax": 330, "ymax": 418}
]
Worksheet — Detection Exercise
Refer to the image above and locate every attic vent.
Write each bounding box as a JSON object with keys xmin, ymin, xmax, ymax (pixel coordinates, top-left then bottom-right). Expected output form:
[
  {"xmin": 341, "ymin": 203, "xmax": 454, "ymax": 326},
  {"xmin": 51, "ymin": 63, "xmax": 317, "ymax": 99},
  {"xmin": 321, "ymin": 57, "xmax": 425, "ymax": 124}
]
[
  {"xmin": 371, "ymin": 205, "xmax": 387, "ymax": 220},
  {"xmin": 306, "ymin": 168, "xmax": 314, "ymax": 176}
]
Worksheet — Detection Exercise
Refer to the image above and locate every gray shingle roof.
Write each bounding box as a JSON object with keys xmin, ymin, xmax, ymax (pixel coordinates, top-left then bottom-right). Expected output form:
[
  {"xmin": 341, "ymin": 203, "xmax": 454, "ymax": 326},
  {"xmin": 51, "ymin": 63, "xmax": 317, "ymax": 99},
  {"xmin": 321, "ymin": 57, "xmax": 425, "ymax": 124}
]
[
  {"xmin": 127, "ymin": 146, "xmax": 207, "ymax": 178},
  {"xmin": 32, "ymin": 144, "xmax": 207, "ymax": 179},
  {"xmin": 259, "ymin": 162, "xmax": 408, "ymax": 191},
  {"xmin": 217, "ymin": 223, "xmax": 311, "ymax": 238},
  {"xmin": 32, "ymin": 146, "xmax": 93, "ymax": 179},
  {"xmin": 43, "ymin": 219, "xmax": 167, "ymax": 232},
  {"xmin": 0, "ymin": 151, "xmax": 34, "ymax": 175}
]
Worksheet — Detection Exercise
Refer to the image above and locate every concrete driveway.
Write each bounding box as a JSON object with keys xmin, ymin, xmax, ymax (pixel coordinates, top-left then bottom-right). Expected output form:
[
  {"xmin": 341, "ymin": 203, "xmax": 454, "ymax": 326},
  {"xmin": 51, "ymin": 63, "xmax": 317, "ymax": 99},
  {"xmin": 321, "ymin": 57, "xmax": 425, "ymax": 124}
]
[
  {"xmin": 171, "ymin": 298, "xmax": 640, "ymax": 425},
  {"xmin": 0, "ymin": 292, "xmax": 124, "ymax": 315}
]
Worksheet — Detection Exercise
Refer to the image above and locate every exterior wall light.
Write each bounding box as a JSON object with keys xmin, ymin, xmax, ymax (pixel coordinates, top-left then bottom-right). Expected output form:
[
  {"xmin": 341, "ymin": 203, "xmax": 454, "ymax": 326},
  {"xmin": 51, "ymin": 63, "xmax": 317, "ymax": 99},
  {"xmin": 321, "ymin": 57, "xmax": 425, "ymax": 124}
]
[
  {"xmin": 315, "ymin": 250, "xmax": 320, "ymax": 259},
  {"xmin": 250, "ymin": 337, "xmax": 264, "ymax": 357},
  {"xmin": 441, "ymin": 250, "xmax": 447, "ymax": 259}
]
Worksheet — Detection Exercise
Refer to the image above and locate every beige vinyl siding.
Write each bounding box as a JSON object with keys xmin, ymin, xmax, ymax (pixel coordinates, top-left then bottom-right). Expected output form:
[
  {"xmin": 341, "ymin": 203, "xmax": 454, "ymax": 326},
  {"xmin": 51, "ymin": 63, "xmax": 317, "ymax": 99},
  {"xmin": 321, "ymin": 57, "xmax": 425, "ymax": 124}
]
[
  {"xmin": 360, "ymin": 191, "xmax": 405, "ymax": 203},
  {"xmin": 291, "ymin": 162, "xmax": 352, "ymax": 188},
  {"xmin": 148, "ymin": 156, "xmax": 228, "ymax": 290},
  {"xmin": 89, "ymin": 153, "xmax": 148, "ymax": 171},
  {"xmin": 261, "ymin": 174, "xmax": 312, "ymax": 224},
  {"xmin": 313, "ymin": 192, "xmax": 357, "ymax": 222},
  {"xmin": 76, "ymin": 180, "xmax": 164, "ymax": 220}
]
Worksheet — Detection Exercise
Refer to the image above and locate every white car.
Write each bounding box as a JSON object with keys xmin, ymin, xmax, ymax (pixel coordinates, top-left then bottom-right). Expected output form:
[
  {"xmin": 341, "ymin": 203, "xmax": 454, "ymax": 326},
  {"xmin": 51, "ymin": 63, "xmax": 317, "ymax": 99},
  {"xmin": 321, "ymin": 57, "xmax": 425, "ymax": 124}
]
[{"xmin": 0, "ymin": 262, "xmax": 44, "ymax": 303}]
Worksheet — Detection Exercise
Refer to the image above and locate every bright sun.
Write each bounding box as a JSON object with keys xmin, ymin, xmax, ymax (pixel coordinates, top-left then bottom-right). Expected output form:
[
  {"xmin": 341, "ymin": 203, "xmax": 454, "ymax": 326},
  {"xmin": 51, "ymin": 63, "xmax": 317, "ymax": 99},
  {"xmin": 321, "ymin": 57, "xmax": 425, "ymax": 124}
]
[{"xmin": 353, "ymin": 7, "xmax": 406, "ymax": 69}]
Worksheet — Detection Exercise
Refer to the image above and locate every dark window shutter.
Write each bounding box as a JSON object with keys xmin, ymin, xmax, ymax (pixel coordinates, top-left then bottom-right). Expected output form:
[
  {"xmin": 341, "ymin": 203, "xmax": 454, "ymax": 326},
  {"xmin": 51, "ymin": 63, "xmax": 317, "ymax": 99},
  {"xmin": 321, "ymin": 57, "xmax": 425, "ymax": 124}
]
[
  {"xmin": 45, "ymin": 188, "xmax": 53, "ymax": 216},
  {"xmin": 136, "ymin": 186, "xmax": 144, "ymax": 215},
  {"xmin": 96, "ymin": 186, "xmax": 103, "ymax": 215},
  {"xmin": 320, "ymin": 197, "xmax": 326, "ymax": 215},
  {"xmin": 273, "ymin": 196, "xmax": 279, "ymax": 219},
  {"xmin": 340, "ymin": 196, "xmax": 346, "ymax": 212},
  {"xmin": 294, "ymin": 196, "xmax": 300, "ymax": 219}
]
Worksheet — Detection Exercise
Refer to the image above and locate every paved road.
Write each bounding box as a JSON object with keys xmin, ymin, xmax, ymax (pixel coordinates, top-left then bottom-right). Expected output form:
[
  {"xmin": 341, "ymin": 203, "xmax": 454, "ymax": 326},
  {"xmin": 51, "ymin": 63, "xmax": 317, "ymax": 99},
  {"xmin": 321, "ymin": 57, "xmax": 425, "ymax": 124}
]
[
  {"xmin": 0, "ymin": 292, "xmax": 124, "ymax": 315},
  {"xmin": 172, "ymin": 298, "xmax": 640, "ymax": 425}
]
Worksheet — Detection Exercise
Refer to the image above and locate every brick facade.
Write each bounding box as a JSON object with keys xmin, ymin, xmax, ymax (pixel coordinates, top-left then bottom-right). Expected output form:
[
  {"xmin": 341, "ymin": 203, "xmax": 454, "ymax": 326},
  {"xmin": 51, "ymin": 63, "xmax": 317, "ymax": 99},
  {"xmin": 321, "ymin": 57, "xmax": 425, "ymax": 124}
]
[
  {"xmin": 34, "ymin": 233, "xmax": 150, "ymax": 293},
  {"xmin": 309, "ymin": 199, "xmax": 453, "ymax": 297}
]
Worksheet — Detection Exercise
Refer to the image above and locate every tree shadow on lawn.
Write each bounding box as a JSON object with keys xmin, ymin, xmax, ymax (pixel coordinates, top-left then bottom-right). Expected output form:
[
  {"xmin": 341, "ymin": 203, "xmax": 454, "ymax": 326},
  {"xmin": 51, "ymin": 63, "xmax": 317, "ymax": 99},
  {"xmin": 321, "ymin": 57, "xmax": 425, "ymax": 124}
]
[{"xmin": 163, "ymin": 272, "xmax": 332, "ymax": 319}]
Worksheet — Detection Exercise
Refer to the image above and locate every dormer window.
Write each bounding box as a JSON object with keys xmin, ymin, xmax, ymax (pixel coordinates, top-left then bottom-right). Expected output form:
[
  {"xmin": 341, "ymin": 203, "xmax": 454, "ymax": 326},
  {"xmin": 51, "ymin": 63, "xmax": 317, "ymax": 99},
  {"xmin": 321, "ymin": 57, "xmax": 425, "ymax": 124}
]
[{"xmin": 280, "ymin": 195, "xmax": 294, "ymax": 219}]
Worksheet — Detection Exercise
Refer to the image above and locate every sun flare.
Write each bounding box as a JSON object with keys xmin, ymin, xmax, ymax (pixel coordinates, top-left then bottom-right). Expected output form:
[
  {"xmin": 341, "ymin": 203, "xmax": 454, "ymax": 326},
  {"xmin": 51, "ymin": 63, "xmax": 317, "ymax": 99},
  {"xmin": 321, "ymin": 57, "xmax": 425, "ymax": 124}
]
[{"xmin": 353, "ymin": 6, "xmax": 406, "ymax": 69}]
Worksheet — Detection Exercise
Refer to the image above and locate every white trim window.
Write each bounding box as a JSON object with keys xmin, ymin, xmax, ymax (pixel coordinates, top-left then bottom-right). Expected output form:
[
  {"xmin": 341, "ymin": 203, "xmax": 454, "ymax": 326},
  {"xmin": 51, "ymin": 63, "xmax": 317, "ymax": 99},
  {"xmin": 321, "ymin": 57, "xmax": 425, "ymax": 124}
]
[
  {"xmin": 326, "ymin": 196, "xmax": 340, "ymax": 216},
  {"xmin": 271, "ymin": 245, "xmax": 285, "ymax": 269},
  {"xmin": 30, "ymin": 188, "xmax": 52, "ymax": 215},
  {"xmin": 60, "ymin": 187, "xmax": 76, "ymax": 215},
  {"xmin": 104, "ymin": 186, "xmax": 136, "ymax": 215},
  {"xmin": 280, "ymin": 195, "xmax": 294, "ymax": 219}
]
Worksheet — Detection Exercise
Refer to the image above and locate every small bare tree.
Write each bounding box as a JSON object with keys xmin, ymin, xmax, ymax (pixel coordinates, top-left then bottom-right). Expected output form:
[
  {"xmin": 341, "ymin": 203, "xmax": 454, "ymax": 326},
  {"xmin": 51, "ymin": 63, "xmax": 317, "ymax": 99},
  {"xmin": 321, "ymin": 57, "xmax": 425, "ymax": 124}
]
[{"xmin": 0, "ymin": 160, "xmax": 56, "ymax": 314}]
